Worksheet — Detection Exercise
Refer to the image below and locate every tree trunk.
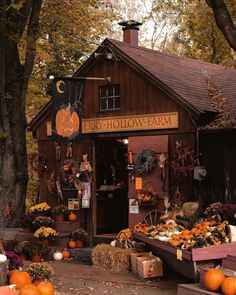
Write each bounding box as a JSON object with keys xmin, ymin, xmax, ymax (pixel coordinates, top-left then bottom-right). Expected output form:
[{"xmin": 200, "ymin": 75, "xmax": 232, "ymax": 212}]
[
  {"xmin": 206, "ymin": 0, "xmax": 236, "ymax": 51},
  {"xmin": 0, "ymin": 0, "xmax": 42, "ymax": 227}
]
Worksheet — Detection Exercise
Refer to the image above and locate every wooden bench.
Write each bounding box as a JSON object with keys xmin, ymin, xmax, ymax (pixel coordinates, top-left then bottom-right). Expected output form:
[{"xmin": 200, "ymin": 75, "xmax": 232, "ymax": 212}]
[{"xmin": 133, "ymin": 232, "xmax": 236, "ymax": 280}]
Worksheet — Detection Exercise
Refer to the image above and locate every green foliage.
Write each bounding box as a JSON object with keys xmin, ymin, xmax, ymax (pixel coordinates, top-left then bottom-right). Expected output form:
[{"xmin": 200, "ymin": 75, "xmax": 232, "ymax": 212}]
[
  {"xmin": 26, "ymin": 1, "xmax": 116, "ymax": 209},
  {"xmin": 27, "ymin": 262, "xmax": 55, "ymax": 280},
  {"xmin": 167, "ymin": 0, "xmax": 235, "ymax": 65}
]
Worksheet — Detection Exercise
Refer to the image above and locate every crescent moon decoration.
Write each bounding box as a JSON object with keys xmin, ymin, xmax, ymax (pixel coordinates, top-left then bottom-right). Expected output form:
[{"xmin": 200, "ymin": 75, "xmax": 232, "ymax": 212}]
[{"xmin": 56, "ymin": 80, "xmax": 66, "ymax": 94}]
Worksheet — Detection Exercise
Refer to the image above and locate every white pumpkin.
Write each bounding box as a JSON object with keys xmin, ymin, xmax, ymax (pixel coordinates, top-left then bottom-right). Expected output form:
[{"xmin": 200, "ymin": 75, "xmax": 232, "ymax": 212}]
[
  {"xmin": 0, "ymin": 253, "xmax": 7, "ymax": 263},
  {"xmin": 53, "ymin": 251, "xmax": 63, "ymax": 261}
]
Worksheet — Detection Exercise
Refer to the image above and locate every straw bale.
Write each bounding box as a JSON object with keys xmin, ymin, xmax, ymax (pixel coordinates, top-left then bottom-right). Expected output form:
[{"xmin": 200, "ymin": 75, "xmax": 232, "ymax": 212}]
[{"xmin": 92, "ymin": 244, "xmax": 136, "ymax": 272}]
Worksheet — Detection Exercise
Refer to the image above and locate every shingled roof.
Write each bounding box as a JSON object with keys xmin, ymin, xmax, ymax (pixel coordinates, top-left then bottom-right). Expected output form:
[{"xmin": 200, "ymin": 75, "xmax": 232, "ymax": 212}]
[
  {"xmin": 105, "ymin": 38, "xmax": 236, "ymax": 118},
  {"xmin": 29, "ymin": 38, "xmax": 236, "ymax": 131}
]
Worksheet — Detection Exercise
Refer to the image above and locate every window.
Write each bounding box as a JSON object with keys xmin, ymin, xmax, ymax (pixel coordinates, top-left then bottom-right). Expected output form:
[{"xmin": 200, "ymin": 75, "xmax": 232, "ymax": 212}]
[{"xmin": 99, "ymin": 85, "xmax": 120, "ymax": 111}]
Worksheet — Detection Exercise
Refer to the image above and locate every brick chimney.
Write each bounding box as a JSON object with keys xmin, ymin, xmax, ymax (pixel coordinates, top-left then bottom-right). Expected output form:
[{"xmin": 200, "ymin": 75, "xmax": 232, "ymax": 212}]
[{"xmin": 118, "ymin": 20, "xmax": 142, "ymax": 46}]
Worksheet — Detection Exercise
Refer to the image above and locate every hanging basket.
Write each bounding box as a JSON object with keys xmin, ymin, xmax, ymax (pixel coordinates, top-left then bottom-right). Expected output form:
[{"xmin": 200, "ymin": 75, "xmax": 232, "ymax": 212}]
[{"xmin": 137, "ymin": 182, "xmax": 158, "ymax": 207}]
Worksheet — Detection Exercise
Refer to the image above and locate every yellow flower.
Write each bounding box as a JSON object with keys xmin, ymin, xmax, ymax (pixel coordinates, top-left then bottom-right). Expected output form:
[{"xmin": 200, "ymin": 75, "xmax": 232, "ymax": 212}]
[
  {"xmin": 30, "ymin": 202, "xmax": 51, "ymax": 213},
  {"xmin": 34, "ymin": 227, "xmax": 58, "ymax": 240}
]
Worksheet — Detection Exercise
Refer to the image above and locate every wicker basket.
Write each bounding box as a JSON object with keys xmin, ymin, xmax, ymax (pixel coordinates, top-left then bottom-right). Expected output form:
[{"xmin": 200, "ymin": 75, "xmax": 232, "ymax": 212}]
[{"xmin": 137, "ymin": 182, "xmax": 158, "ymax": 207}]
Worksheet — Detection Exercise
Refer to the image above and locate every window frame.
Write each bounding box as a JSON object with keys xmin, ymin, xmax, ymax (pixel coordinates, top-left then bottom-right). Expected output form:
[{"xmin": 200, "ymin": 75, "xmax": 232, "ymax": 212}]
[{"xmin": 99, "ymin": 84, "xmax": 121, "ymax": 112}]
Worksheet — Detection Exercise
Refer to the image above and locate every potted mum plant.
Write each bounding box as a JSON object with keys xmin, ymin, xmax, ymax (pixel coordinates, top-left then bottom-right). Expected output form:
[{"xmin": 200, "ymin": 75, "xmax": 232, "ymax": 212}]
[
  {"xmin": 30, "ymin": 202, "xmax": 51, "ymax": 217},
  {"xmin": 19, "ymin": 214, "xmax": 35, "ymax": 233},
  {"xmin": 71, "ymin": 228, "xmax": 89, "ymax": 248},
  {"xmin": 26, "ymin": 241, "xmax": 49, "ymax": 262},
  {"xmin": 32, "ymin": 216, "xmax": 54, "ymax": 230},
  {"xmin": 14, "ymin": 241, "xmax": 30, "ymax": 260},
  {"xmin": 52, "ymin": 205, "xmax": 68, "ymax": 222},
  {"xmin": 5, "ymin": 251, "xmax": 24, "ymax": 272},
  {"xmin": 26, "ymin": 262, "xmax": 55, "ymax": 285},
  {"xmin": 34, "ymin": 226, "xmax": 58, "ymax": 246}
]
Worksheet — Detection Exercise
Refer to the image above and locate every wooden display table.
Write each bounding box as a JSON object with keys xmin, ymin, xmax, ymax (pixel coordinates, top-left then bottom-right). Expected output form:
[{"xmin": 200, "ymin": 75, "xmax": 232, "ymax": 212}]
[{"xmin": 133, "ymin": 232, "xmax": 236, "ymax": 280}]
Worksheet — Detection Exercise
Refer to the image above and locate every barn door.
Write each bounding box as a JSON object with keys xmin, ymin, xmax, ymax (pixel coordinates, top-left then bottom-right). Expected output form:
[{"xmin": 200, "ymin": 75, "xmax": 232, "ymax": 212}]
[{"xmin": 128, "ymin": 135, "xmax": 168, "ymax": 226}]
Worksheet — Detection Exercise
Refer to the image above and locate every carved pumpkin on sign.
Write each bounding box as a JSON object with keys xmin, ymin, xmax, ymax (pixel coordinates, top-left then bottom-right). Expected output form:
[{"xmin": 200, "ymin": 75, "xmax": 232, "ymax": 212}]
[{"xmin": 55, "ymin": 103, "xmax": 80, "ymax": 138}]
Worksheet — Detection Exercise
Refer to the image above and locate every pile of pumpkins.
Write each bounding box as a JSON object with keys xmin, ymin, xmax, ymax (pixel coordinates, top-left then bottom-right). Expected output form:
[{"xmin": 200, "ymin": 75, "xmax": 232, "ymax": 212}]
[
  {"xmin": 0, "ymin": 269, "xmax": 54, "ymax": 295},
  {"xmin": 52, "ymin": 248, "xmax": 70, "ymax": 261},
  {"xmin": 203, "ymin": 268, "xmax": 236, "ymax": 295}
]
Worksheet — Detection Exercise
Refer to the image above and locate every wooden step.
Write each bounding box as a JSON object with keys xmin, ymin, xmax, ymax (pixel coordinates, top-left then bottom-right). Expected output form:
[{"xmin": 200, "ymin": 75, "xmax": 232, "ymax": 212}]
[
  {"xmin": 54, "ymin": 221, "xmax": 80, "ymax": 233},
  {"xmin": 178, "ymin": 284, "xmax": 221, "ymax": 295},
  {"xmin": 68, "ymin": 247, "xmax": 92, "ymax": 265}
]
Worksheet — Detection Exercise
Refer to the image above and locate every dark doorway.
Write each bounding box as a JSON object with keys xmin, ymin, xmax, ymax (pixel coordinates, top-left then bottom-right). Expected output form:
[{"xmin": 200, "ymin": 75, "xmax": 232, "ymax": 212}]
[{"xmin": 95, "ymin": 139, "xmax": 128, "ymax": 235}]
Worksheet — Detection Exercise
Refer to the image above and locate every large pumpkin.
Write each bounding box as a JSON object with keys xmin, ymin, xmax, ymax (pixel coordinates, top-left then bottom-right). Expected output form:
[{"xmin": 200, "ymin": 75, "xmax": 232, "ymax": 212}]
[
  {"xmin": 37, "ymin": 281, "xmax": 54, "ymax": 295},
  {"xmin": 19, "ymin": 284, "xmax": 41, "ymax": 295},
  {"xmin": 203, "ymin": 269, "xmax": 225, "ymax": 291},
  {"xmin": 0, "ymin": 285, "xmax": 18, "ymax": 295},
  {"xmin": 55, "ymin": 105, "xmax": 80, "ymax": 138},
  {"xmin": 9, "ymin": 271, "xmax": 31, "ymax": 289},
  {"xmin": 221, "ymin": 277, "xmax": 236, "ymax": 295}
]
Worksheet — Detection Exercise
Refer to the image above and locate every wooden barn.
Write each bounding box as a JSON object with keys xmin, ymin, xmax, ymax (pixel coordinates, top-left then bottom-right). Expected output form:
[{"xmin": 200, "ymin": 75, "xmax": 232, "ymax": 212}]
[{"xmin": 29, "ymin": 21, "xmax": 236, "ymax": 240}]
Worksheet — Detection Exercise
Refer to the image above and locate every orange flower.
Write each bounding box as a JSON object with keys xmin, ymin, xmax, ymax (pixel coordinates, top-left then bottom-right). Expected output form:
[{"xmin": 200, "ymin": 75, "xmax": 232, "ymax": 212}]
[{"xmin": 63, "ymin": 165, "xmax": 70, "ymax": 171}]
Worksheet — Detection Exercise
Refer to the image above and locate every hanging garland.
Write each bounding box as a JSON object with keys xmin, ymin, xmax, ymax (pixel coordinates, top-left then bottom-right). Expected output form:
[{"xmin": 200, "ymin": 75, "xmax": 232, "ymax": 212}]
[{"xmin": 133, "ymin": 149, "xmax": 157, "ymax": 175}]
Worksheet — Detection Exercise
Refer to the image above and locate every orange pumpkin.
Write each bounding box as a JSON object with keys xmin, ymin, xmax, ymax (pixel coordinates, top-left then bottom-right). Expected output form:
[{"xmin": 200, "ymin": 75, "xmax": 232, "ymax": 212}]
[
  {"xmin": 0, "ymin": 286, "xmax": 18, "ymax": 295},
  {"xmin": 68, "ymin": 212, "xmax": 77, "ymax": 222},
  {"xmin": 8, "ymin": 269, "xmax": 20, "ymax": 278},
  {"xmin": 203, "ymin": 269, "xmax": 225, "ymax": 291},
  {"xmin": 62, "ymin": 248, "xmax": 70, "ymax": 259},
  {"xmin": 19, "ymin": 284, "xmax": 41, "ymax": 295},
  {"xmin": 9, "ymin": 270, "xmax": 31, "ymax": 289},
  {"xmin": 68, "ymin": 240, "xmax": 77, "ymax": 249},
  {"xmin": 55, "ymin": 105, "xmax": 80, "ymax": 138},
  {"xmin": 37, "ymin": 281, "xmax": 54, "ymax": 295},
  {"xmin": 221, "ymin": 277, "xmax": 236, "ymax": 295}
]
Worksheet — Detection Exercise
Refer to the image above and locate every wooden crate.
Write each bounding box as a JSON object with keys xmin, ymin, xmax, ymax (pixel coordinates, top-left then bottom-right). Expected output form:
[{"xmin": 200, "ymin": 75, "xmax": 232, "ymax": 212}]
[
  {"xmin": 130, "ymin": 252, "xmax": 152, "ymax": 275},
  {"xmin": 137, "ymin": 255, "xmax": 163, "ymax": 279}
]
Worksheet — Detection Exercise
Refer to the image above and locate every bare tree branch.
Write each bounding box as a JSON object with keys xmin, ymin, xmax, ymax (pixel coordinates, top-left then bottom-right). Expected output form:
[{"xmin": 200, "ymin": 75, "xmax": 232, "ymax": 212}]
[{"xmin": 206, "ymin": 0, "xmax": 236, "ymax": 51}]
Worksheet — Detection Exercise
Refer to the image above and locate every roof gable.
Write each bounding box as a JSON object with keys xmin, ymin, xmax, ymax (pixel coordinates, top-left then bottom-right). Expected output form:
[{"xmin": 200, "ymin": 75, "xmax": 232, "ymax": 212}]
[
  {"xmin": 106, "ymin": 38, "xmax": 236, "ymax": 118},
  {"xmin": 29, "ymin": 38, "xmax": 236, "ymax": 131}
]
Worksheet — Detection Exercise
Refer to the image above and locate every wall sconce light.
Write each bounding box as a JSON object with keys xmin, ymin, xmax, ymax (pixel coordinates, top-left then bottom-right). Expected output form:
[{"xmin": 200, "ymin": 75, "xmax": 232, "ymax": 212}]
[
  {"xmin": 123, "ymin": 139, "xmax": 129, "ymax": 145},
  {"xmin": 106, "ymin": 52, "xmax": 113, "ymax": 60},
  {"xmin": 94, "ymin": 52, "xmax": 114, "ymax": 60},
  {"xmin": 94, "ymin": 52, "xmax": 103, "ymax": 58}
]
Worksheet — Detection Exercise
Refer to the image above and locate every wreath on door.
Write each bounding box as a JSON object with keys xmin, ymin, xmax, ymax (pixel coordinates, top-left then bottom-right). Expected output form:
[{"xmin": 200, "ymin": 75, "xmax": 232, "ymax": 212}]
[{"xmin": 133, "ymin": 149, "xmax": 157, "ymax": 175}]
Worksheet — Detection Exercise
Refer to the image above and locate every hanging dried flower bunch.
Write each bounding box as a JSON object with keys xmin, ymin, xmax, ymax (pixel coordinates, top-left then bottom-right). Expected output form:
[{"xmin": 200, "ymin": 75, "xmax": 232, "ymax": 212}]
[
  {"xmin": 170, "ymin": 141, "xmax": 195, "ymax": 178},
  {"xmin": 60, "ymin": 159, "xmax": 80, "ymax": 186}
]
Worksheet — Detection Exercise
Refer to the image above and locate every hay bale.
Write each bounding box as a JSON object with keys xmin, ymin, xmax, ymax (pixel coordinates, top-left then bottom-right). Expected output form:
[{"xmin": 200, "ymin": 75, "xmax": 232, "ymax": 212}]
[{"xmin": 92, "ymin": 244, "xmax": 136, "ymax": 272}]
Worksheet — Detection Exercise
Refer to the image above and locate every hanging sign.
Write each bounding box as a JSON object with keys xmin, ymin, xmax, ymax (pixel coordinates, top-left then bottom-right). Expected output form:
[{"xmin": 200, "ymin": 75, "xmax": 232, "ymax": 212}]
[
  {"xmin": 52, "ymin": 77, "xmax": 85, "ymax": 141},
  {"xmin": 129, "ymin": 199, "xmax": 139, "ymax": 214},
  {"xmin": 135, "ymin": 177, "xmax": 142, "ymax": 190},
  {"xmin": 82, "ymin": 112, "xmax": 178, "ymax": 134}
]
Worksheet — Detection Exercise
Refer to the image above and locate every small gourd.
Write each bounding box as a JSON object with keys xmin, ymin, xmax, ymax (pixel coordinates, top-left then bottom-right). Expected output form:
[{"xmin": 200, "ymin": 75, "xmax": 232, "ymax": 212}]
[
  {"xmin": 53, "ymin": 251, "xmax": 63, "ymax": 261},
  {"xmin": 62, "ymin": 248, "xmax": 70, "ymax": 259},
  {"xmin": 68, "ymin": 212, "xmax": 77, "ymax": 222},
  {"xmin": 0, "ymin": 253, "xmax": 7, "ymax": 263},
  {"xmin": 68, "ymin": 240, "xmax": 77, "ymax": 249}
]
